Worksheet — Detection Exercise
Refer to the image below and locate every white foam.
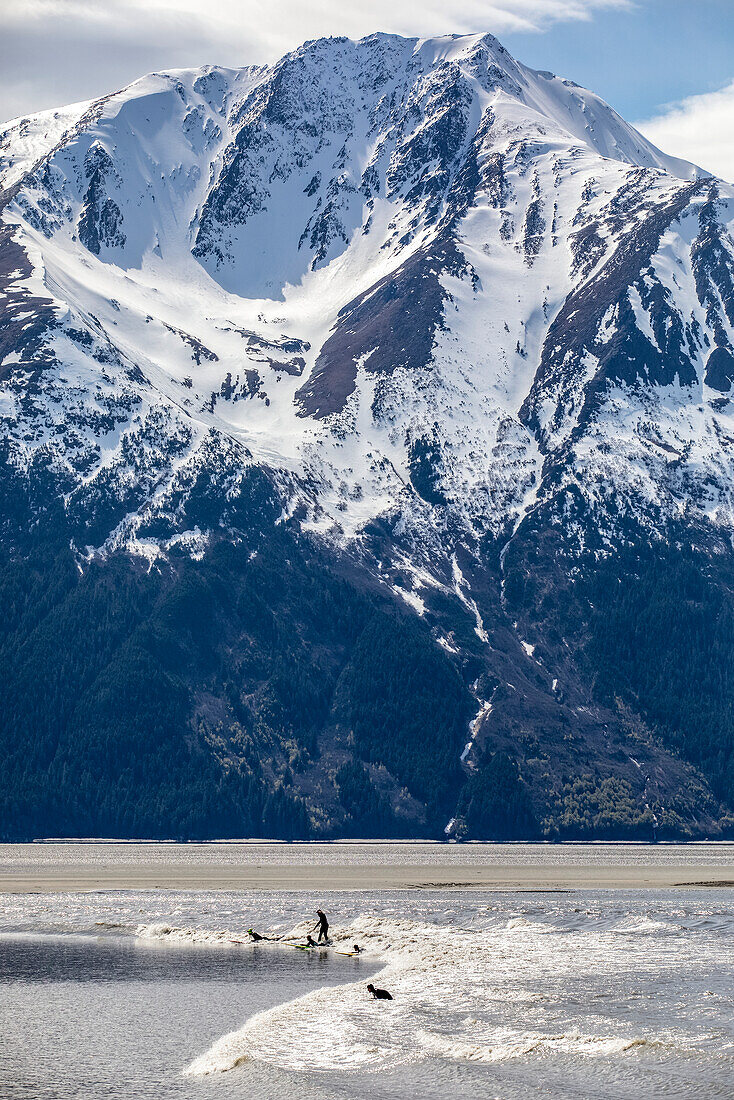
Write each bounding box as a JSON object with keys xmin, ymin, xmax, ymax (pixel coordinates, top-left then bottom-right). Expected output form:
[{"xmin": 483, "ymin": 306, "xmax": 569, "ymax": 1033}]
[
  {"xmin": 182, "ymin": 913, "xmax": 663, "ymax": 1075},
  {"xmin": 417, "ymin": 1027, "xmax": 649, "ymax": 1064},
  {"xmin": 611, "ymin": 917, "xmax": 679, "ymax": 936},
  {"xmin": 136, "ymin": 922, "xmax": 250, "ymax": 946}
]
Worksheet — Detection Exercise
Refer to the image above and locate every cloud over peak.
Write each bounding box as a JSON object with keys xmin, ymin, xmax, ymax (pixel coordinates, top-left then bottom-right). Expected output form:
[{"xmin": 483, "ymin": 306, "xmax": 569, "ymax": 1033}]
[
  {"xmin": 1, "ymin": 1, "xmax": 631, "ymax": 123},
  {"xmin": 636, "ymin": 81, "xmax": 734, "ymax": 184}
]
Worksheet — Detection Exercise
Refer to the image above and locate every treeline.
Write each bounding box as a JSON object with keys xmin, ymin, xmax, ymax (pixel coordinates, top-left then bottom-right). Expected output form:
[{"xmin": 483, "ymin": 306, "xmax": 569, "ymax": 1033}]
[
  {"xmin": 0, "ymin": 544, "xmax": 310, "ymax": 839},
  {"xmin": 453, "ymin": 752, "xmax": 537, "ymax": 840},
  {"xmin": 582, "ymin": 542, "xmax": 734, "ymax": 810},
  {"xmin": 334, "ymin": 611, "xmax": 470, "ymax": 825},
  {"xmin": 0, "ymin": 512, "xmax": 473, "ymax": 840},
  {"xmin": 505, "ymin": 528, "xmax": 734, "ymax": 819},
  {"xmin": 5, "ymin": 447, "xmax": 733, "ymax": 841}
]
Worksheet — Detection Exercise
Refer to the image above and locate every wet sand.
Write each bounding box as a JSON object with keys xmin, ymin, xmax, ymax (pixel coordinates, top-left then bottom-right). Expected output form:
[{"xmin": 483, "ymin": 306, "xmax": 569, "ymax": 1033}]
[
  {"xmin": 2, "ymin": 867, "xmax": 733, "ymax": 893},
  {"xmin": 1, "ymin": 842, "xmax": 732, "ymax": 893}
]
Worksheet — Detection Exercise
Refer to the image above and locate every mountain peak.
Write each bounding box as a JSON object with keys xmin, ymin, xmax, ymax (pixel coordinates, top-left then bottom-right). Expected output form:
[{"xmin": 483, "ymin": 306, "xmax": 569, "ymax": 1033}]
[{"xmin": 2, "ymin": 30, "xmax": 734, "ymax": 841}]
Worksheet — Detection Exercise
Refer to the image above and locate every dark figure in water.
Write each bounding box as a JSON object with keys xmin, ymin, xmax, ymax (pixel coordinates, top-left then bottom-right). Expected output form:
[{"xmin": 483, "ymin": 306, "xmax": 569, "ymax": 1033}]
[
  {"xmin": 305, "ymin": 934, "xmax": 317, "ymax": 947},
  {"xmin": 312, "ymin": 909, "xmax": 329, "ymax": 943},
  {"xmin": 367, "ymin": 984, "xmax": 393, "ymax": 1000},
  {"xmin": 353, "ymin": 944, "xmax": 361, "ymax": 954},
  {"xmin": 247, "ymin": 929, "xmax": 267, "ymax": 941}
]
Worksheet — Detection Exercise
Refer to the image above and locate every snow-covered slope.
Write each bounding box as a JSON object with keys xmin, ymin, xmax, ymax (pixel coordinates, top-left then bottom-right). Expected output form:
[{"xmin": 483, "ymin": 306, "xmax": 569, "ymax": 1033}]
[
  {"xmin": 0, "ymin": 100, "xmax": 93, "ymax": 190},
  {"xmin": 2, "ymin": 32, "xmax": 729, "ymax": 564},
  {"xmin": 2, "ymin": 32, "xmax": 734, "ymax": 838}
]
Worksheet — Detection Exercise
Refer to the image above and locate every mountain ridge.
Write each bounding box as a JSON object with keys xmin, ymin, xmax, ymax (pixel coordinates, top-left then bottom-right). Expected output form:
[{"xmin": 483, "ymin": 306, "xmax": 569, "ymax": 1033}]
[{"xmin": 1, "ymin": 32, "xmax": 733, "ymax": 841}]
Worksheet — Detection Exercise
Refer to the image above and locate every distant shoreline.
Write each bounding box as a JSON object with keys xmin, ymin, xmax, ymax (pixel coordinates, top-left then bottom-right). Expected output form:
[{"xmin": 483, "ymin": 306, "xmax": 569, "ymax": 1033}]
[
  {"xmin": 21, "ymin": 838, "xmax": 734, "ymax": 846},
  {"xmin": 1, "ymin": 840, "xmax": 732, "ymax": 894}
]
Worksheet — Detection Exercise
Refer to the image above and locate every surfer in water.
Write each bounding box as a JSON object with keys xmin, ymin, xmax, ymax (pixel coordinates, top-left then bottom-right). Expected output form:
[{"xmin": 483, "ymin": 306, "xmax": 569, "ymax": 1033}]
[
  {"xmin": 311, "ymin": 909, "xmax": 330, "ymax": 944},
  {"xmin": 367, "ymin": 984, "xmax": 393, "ymax": 1000}
]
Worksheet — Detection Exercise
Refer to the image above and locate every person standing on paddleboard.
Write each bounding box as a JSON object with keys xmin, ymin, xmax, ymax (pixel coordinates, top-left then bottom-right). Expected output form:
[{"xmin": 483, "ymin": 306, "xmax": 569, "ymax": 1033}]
[{"xmin": 311, "ymin": 909, "xmax": 330, "ymax": 943}]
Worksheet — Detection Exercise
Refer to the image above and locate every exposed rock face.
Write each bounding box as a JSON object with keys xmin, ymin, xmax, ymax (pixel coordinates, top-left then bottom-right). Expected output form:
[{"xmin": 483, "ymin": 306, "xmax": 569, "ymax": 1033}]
[
  {"xmin": 77, "ymin": 143, "xmax": 126, "ymax": 254},
  {"xmin": 1, "ymin": 32, "xmax": 733, "ymax": 840}
]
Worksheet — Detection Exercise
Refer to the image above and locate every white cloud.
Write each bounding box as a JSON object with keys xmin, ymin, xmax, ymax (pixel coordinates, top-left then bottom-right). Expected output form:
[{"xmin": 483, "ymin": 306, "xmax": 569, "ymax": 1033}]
[
  {"xmin": 0, "ymin": 0, "xmax": 631, "ymax": 123},
  {"xmin": 636, "ymin": 81, "xmax": 734, "ymax": 183}
]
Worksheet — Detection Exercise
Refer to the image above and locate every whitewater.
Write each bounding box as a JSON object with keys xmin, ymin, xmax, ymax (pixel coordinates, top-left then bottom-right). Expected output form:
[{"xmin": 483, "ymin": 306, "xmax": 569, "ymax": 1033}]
[{"xmin": 2, "ymin": 873, "xmax": 733, "ymax": 1097}]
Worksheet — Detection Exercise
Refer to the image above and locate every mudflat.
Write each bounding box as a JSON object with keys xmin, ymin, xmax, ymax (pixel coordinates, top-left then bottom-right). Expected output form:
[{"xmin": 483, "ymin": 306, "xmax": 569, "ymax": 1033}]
[{"xmin": 0, "ymin": 842, "xmax": 732, "ymax": 893}]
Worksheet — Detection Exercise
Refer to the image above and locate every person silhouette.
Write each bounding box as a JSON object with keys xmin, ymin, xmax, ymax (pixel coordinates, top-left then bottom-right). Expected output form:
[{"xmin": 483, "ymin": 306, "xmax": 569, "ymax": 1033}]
[
  {"xmin": 311, "ymin": 909, "xmax": 329, "ymax": 943},
  {"xmin": 367, "ymin": 983, "xmax": 393, "ymax": 1000}
]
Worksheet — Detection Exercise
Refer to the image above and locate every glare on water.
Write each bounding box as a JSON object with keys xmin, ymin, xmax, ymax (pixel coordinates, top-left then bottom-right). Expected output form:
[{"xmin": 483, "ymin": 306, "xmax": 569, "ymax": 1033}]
[{"xmin": 0, "ymin": 843, "xmax": 732, "ymax": 1099}]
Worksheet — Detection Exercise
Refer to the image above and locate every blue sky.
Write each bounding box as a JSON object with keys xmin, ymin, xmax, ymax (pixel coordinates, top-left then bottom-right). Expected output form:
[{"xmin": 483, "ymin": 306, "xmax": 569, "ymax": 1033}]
[
  {"xmin": 505, "ymin": 0, "xmax": 734, "ymax": 179},
  {"xmin": 2, "ymin": 1, "xmax": 732, "ymax": 178},
  {"xmin": 504, "ymin": 0, "xmax": 734, "ymax": 120}
]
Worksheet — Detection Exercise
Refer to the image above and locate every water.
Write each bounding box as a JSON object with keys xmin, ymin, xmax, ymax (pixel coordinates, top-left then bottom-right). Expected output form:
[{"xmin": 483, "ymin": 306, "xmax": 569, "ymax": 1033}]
[
  {"xmin": 2, "ymin": 839, "xmax": 731, "ymax": 873},
  {"xmin": 1, "ymin": 845, "xmax": 733, "ymax": 1098},
  {"xmin": 0, "ymin": 934, "xmax": 374, "ymax": 1100}
]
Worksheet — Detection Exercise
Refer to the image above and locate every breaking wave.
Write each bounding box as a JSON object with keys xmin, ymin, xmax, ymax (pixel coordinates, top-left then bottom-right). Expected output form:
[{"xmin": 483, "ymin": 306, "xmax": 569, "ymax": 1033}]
[
  {"xmin": 178, "ymin": 913, "xmax": 670, "ymax": 1075},
  {"xmin": 135, "ymin": 922, "xmax": 254, "ymax": 947}
]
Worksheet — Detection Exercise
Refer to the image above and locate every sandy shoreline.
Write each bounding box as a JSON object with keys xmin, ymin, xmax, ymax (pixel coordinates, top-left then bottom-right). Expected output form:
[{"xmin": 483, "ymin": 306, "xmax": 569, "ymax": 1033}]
[{"xmin": 2, "ymin": 861, "xmax": 733, "ymax": 893}]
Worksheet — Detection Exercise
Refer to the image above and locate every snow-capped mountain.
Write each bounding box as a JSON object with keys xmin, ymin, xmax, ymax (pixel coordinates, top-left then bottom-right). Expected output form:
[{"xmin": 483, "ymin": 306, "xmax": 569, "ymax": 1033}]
[{"xmin": 1, "ymin": 33, "xmax": 733, "ymax": 841}]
